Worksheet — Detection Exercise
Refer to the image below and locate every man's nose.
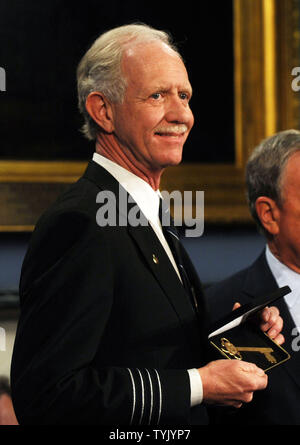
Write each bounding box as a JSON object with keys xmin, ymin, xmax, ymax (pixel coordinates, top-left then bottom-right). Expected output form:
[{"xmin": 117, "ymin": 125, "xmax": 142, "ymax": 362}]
[{"xmin": 165, "ymin": 95, "xmax": 193, "ymax": 126}]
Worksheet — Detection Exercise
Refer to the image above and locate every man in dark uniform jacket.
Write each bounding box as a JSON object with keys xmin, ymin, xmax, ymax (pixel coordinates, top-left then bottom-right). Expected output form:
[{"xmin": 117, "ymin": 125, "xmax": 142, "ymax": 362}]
[
  {"xmin": 206, "ymin": 130, "xmax": 300, "ymax": 425},
  {"xmin": 11, "ymin": 24, "xmax": 280, "ymax": 425}
]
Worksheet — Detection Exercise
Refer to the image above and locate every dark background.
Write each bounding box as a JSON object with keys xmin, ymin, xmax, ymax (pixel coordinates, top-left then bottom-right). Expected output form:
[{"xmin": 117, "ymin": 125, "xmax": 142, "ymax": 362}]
[{"xmin": 0, "ymin": 0, "xmax": 234, "ymax": 162}]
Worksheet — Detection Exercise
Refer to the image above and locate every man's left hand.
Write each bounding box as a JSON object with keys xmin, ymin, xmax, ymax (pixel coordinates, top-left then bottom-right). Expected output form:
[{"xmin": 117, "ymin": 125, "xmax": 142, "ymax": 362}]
[{"xmin": 233, "ymin": 303, "xmax": 284, "ymax": 345}]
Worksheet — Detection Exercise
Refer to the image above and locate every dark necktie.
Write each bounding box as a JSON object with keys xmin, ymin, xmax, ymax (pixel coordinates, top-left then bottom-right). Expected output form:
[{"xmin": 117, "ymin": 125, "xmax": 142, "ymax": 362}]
[{"xmin": 159, "ymin": 199, "xmax": 198, "ymax": 311}]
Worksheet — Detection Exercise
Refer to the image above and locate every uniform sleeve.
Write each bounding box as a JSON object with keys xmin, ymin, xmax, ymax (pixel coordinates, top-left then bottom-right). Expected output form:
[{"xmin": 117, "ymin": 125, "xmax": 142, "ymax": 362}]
[{"xmin": 10, "ymin": 210, "xmax": 191, "ymax": 425}]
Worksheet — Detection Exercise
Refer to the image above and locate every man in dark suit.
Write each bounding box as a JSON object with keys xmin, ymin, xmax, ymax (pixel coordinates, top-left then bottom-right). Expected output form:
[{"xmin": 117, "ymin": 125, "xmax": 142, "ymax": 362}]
[
  {"xmin": 206, "ymin": 129, "xmax": 300, "ymax": 425},
  {"xmin": 10, "ymin": 24, "xmax": 281, "ymax": 425}
]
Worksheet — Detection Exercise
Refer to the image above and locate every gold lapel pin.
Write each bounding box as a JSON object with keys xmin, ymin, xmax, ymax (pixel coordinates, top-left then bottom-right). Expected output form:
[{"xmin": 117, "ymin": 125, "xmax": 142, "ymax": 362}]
[{"xmin": 152, "ymin": 254, "xmax": 159, "ymax": 264}]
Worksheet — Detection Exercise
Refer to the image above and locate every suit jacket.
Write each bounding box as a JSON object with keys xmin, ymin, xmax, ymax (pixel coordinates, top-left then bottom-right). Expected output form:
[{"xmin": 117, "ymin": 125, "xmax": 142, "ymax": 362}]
[
  {"xmin": 206, "ymin": 251, "xmax": 300, "ymax": 425},
  {"xmin": 11, "ymin": 160, "xmax": 210, "ymax": 425}
]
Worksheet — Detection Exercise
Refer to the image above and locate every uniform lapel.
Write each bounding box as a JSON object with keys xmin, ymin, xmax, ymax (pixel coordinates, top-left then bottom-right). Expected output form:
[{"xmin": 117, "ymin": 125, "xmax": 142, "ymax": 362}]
[
  {"xmin": 83, "ymin": 161, "xmax": 201, "ymax": 345},
  {"xmin": 126, "ymin": 212, "xmax": 202, "ymax": 346}
]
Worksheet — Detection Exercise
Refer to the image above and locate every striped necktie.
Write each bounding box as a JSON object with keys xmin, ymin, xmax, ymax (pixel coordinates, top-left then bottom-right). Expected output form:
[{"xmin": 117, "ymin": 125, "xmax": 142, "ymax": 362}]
[{"xmin": 159, "ymin": 199, "xmax": 198, "ymax": 311}]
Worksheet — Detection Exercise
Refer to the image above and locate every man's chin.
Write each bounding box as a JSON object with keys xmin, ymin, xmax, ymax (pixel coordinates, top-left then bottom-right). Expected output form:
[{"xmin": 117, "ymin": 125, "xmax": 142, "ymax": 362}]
[{"xmin": 159, "ymin": 151, "xmax": 183, "ymax": 168}]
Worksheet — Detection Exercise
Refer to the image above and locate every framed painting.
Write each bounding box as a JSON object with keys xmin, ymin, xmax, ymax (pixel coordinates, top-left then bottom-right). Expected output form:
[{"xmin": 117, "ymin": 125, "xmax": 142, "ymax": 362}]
[
  {"xmin": 0, "ymin": 0, "xmax": 299, "ymax": 230},
  {"xmin": 162, "ymin": 0, "xmax": 300, "ymax": 224}
]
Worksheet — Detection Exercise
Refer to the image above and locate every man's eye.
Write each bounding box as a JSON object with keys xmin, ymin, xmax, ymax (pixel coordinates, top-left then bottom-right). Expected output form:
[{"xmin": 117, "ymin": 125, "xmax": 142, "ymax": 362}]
[
  {"xmin": 179, "ymin": 92, "xmax": 189, "ymax": 100},
  {"xmin": 151, "ymin": 93, "xmax": 161, "ymax": 100}
]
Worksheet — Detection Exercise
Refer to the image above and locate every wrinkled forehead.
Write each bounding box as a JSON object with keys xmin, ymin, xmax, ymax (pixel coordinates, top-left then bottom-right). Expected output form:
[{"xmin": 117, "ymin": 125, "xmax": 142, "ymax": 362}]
[{"xmin": 121, "ymin": 41, "xmax": 192, "ymax": 92}]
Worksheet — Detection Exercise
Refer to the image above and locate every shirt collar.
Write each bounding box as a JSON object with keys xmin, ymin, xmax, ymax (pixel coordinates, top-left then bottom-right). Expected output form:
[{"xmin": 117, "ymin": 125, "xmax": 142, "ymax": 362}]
[
  {"xmin": 265, "ymin": 244, "xmax": 300, "ymax": 309},
  {"xmin": 92, "ymin": 152, "xmax": 161, "ymax": 226}
]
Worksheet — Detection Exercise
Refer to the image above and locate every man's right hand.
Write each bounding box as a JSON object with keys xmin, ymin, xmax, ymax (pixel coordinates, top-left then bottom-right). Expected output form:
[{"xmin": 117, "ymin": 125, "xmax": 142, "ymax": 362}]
[{"xmin": 198, "ymin": 359, "xmax": 268, "ymax": 408}]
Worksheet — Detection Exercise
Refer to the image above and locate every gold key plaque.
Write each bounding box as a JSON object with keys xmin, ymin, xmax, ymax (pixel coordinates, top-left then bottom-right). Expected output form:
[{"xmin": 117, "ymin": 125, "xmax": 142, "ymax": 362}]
[{"xmin": 220, "ymin": 338, "xmax": 277, "ymax": 364}]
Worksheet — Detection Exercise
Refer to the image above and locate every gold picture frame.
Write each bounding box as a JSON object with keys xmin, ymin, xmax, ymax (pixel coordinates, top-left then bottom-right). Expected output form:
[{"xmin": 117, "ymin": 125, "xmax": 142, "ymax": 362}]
[
  {"xmin": 1, "ymin": 0, "xmax": 299, "ymax": 231},
  {"xmin": 162, "ymin": 0, "xmax": 300, "ymax": 223}
]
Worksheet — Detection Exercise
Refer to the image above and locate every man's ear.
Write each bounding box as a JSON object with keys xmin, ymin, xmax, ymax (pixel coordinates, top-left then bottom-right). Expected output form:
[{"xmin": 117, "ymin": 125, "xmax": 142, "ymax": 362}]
[
  {"xmin": 255, "ymin": 196, "xmax": 280, "ymax": 235},
  {"xmin": 85, "ymin": 92, "xmax": 115, "ymax": 133}
]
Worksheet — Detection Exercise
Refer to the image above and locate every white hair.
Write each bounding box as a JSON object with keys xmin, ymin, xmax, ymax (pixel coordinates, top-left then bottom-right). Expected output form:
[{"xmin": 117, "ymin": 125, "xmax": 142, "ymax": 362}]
[{"xmin": 77, "ymin": 23, "xmax": 181, "ymax": 140}]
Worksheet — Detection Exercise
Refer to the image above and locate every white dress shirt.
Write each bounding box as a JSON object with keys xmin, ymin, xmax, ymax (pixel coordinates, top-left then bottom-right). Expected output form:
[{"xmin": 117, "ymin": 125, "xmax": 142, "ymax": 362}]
[
  {"xmin": 92, "ymin": 152, "xmax": 203, "ymax": 406},
  {"xmin": 265, "ymin": 245, "xmax": 300, "ymax": 331}
]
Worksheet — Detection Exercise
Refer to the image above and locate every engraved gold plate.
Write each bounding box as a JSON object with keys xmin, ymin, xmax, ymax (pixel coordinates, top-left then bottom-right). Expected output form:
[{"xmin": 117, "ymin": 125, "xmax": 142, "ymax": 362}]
[{"xmin": 220, "ymin": 338, "xmax": 277, "ymax": 364}]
